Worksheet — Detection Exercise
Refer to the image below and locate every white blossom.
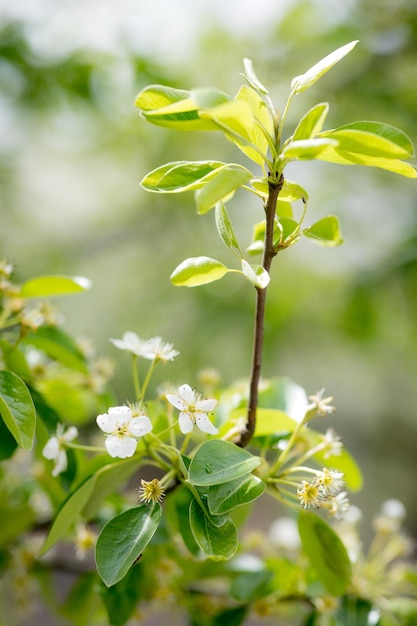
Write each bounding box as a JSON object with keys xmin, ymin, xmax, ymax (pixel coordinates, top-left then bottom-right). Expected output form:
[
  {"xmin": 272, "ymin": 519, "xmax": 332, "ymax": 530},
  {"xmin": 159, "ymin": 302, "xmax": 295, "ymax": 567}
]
[
  {"xmin": 141, "ymin": 336, "xmax": 179, "ymax": 362},
  {"xmin": 166, "ymin": 384, "xmax": 218, "ymax": 435},
  {"xmin": 42, "ymin": 424, "xmax": 78, "ymax": 476},
  {"xmin": 109, "ymin": 331, "xmax": 146, "ymax": 356},
  {"xmin": 96, "ymin": 406, "xmax": 152, "ymax": 458}
]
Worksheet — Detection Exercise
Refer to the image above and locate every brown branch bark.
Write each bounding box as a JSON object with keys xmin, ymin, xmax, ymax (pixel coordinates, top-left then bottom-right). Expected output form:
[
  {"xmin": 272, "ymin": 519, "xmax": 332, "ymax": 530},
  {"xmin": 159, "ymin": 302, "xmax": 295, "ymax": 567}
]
[{"xmin": 237, "ymin": 174, "xmax": 284, "ymax": 448}]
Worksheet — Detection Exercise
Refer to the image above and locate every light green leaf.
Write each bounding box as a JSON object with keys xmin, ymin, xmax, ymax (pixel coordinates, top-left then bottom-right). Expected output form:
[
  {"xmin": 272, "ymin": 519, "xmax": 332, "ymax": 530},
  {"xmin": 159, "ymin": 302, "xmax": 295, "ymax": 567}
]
[
  {"xmin": 253, "ymin": 408, "xmax": 299, "ymax": 437},
  {"xmin": 0, "ymin": 370, "xmax": 36, "ymax": 450},
  {"xmin": 215, "ymin": 202, "xmax": 242, "ymax": 256},
  {"xmin": 243, "ymin": 58, "xmax": 269, "ymax": 95},
  {"xmin": 20, "ymin": 275, "xmax": 91, "ymax": 298},
  {"xmin": 188, "ymin": 440, "xmax": 261, "ymax": 487},
  {"xmin": 170, "ymin": 256, "xmax": 230, "ymax": 287},
  {"xmin": 232, "ymin": 85, "xmax": 274, "ymax": 165},
  {"xmin": 293, "ymin": 103, "xmax": 330, "ymax": 141},
  {"xmin": 282, "ymin": 138, "xmax": 338, "ymax": 161},
  {"xmin": 291, "ymin": 40, "xmax": 359, "ymax": 94},
  {"xmin": 325, "ymin": 121, "xmax": 415, "ymax": 158},
  {"xmin": 190, "ymin": 87, "xmax": 232, "ymax": 109},
  {"xmin": 275, "ymin": 218, "xmax": 300, "ymax": 249},
  {"xmin": 96, "ymin": 504, "xmax": 162, "ymax": 586},
  {"xmin": 140, "ymin": 160, "xmax": 225, "ymax": 192},
  {"xmin": 321, "ymin": 127, "xmax": 414, "ymax": 160},
  {"xmin": 241, "ymin": 259, "xmax": 270, "ymax": 289},
  {"xmin": 189, "ymin": 499, "xmax": 238, "ymax": 560},
  {"xmin": 303, "ymin": 215, "xmax": 344, "ymax": 246},
  {"xmin": 298, "ymin": 511, "xmax": 352, "ymax": 595},
  {"xmin": 258, "ymin": 377, "xmax": 309, "ymax": 422},
  {"xmin": 208, "ymin": 474, "xmax": 265, "ymax": 515},
  {"xmin": 135, "ymin": 84, "xmax": 221, "ymax": 131},
  {"xmin": 311, "ymin": 144, "xmax": 417, "ymax": 178},
  {"xmin": 250, "ymin": 178, "xmax": 308, "ymax": 202},
  {"xmin": 195, "ymin": 164, "xmax": 252, "ymax": 214}
]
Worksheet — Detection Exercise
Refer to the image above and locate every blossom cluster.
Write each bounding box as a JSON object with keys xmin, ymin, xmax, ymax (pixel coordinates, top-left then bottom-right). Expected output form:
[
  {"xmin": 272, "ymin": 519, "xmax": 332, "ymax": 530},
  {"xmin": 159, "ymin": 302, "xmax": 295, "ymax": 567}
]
[
  {"xmin": 110, "ymin": 331, "xmax": 179, "ymax": 363},
  {"xmin": 297, "ymin": 468, "xmax": 349, "ymax": 519}
]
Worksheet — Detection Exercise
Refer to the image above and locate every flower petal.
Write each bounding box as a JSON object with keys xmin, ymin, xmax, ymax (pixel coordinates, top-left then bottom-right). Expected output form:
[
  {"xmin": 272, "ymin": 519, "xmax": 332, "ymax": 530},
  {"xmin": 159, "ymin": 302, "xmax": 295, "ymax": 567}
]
[
  {"xmin": 52, "ymin": 450, "xmax": 68, "ymax": 476},
  {"xmin": 105, "ymin": 435, "xmax": 137, "ymax": 458},
  {"xmin": 96, "ymin": 413, "xmax": 116, "ymax": 434},
  {"xmin": 179, "ymin": 412, "xmax": 194, "ymax": 434},
  {"xmin": 42, "ymin": 437, "xmax": 60, "ymax": 460},
  {"xmin": 166, "ymin": 393, "xmax": 186, "ymax": 411},
  {"xmin": 178, "ymin": 384, "xmax": 195, "ymax": 405},
  {"xmin": 108, "ymin": 406, "xmax": 132, "ymax": 424},
  {"xmin": 195, "ymin": 413, "xmax": 219, "ymax": 435},
  {"xmin": 63, "ymin": 426, "xmax": 79, "ymax": 442},
  {"xmin": 128, "ymin": 416, "xmax": 153, "ymax": 437},
  {"xmin": 196, "ymin": 398, "xmax": 217, "ymax": 412}
]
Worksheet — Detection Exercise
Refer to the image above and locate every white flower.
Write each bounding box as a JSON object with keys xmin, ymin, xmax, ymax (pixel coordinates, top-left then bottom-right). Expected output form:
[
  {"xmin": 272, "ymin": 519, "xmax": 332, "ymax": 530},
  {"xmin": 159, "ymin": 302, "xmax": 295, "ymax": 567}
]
[
  {"xmin": 328, "ymin": 491, "xmax": 350, "ymax": 520},
  {"xmin": 110, "ymin": 331, "xmax": 146, "ymax": 356},
  {"xmin": 166, "ymin": 384, "xmax": 218, "ymax": 435},
  {"xmin": 141, "ymin": 336, "xmax": 179, "ymax": 362},
  {"xmin": 317, "ymin": 468, "xmax": 345, "ymax": 496},
  {"xmin": 308, "ymin": 388, "xmax": 336, "ymax": 417},
  {"xmin": 96, "ymin": 406, "xmax": 152, "ymax": 458},
  {"xmin": 42, "ymin": 424, "xmax": 78, "ymax": 476}
]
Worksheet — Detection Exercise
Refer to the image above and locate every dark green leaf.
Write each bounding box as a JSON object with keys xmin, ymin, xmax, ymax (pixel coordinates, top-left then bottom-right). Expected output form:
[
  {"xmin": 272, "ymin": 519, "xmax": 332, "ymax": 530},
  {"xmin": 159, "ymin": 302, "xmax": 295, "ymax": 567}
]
[
  {"xmin": 230, "ymin": 569, "xmax": 274, "ymax": 601},
  {"xmin": 189, "ymin": 499, "xmax": 237, "ymax": 560},
  {"xmin": 208, "ymin": 474, "xmax": 265, "ymax": 514},
  {"xmin": 96, "ymin": 504, "xmax": 162, "ymax": 587},
  {"xmin": 100, "ymin": 564, "xmax": 145, "ymax": 626},
  {"xmin": 0, "ymin": 370, "xmax": 36, "ymax": 449},
  {"xmin": 0, "ymin": 417, "xmax": 18, "ymax": 460},
  {"xmin": 212, "ymin": 606, "xmax": 249, "ymax": 626},
  {"xmin": 298, "ymin": 511, "xmax": 352, "ymax": 595},
  {"xmin": 188, "ymin": 440, "xmax": 261, "ymax": 486}
]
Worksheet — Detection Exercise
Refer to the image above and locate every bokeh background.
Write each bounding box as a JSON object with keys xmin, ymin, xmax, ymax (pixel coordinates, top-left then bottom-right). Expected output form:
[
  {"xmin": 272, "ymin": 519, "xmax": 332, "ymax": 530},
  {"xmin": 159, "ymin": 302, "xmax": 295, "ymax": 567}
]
[{"xmin": 1, "ymin": 0, "xmax": 417, "ymax": 548}]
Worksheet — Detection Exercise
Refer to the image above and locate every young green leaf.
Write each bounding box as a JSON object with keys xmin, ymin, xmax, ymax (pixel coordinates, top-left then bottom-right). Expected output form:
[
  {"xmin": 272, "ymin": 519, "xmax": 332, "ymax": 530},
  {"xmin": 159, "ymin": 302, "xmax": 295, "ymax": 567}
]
[
  {"xmin": 208, "ymin": 474, "xmax": 265, "ymax": 515},
  {"xmin": 323, "ymin": 120, "xmax": 415, "ymax": 158},
  {"xmin": 195, "ymin": 164, "xmax": 252, "ymax": 214},
  {"xmin": 188, "ymin": 440, "xmax": 261, "ymax": 487},
  {"xmin": 291, "ymin": 40, "xmax": 359, "ymax": 94},
  {"xmin": 320, "ymin": 127, "xmax": 414, "ymax": 160},
  {"xmin": 170, "ymin": 256, "xmax": 230, "ymax": 287},
  {"xmin": 298, "ymin": 511, "xmax": 352, "ymax": 595},
  {"xmin": 293, "ymin": 103, "xmax": 330, "ymax": 141},
  {"xmin": 243, "ymin": 58, "xmax": 269, "ymax": 95},
  {"xmin": 282, "ymin": 138, "xmax": 338, "ymax": 161},
  {"xmin": 96, "ymin": 504, "xmax": 162, "ymax": 587},
  {"xmin": 135, "ymin": 84, "xmax": 221, "ymax": 131},
  {"xmin": 241, "ymin": 259, "xmax": 270, "ymax": 289},
  {"xmin": 23, "ymin": 325, "xmax": 88, "ymax": 373},
  {"xmin": 0, "ymin": 370, "xmax": 36, "ymax": 450},
  {"xmin": 189, "ymin": 499, "xmax": 238, "ymax": 560},
  {"xmin": 303, "ymin": 215, "xmax": 344, "ymax": 247},
  {"xmin": 250, "ymin": 178, "xmax": 308, "ymax": 203},
  {"xmin": 140, "ymin": 160, "xmax": 225, "ymax": 193},
  {"xmin": 232, "ymin": 85, "xmax": 275, "ymax": 165},
  {"xmin": 215, "ymin": 202, "xmax": 242, "ymax": 256},
  {"xmin": 20, "ymin": 275, "xmax": 91, "ymax": 297}
]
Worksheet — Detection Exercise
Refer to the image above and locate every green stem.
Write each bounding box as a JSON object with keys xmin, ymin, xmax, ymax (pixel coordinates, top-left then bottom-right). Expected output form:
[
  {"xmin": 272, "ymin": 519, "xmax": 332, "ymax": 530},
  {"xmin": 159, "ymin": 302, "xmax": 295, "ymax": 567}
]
[
  {"xmin": 132, "ymin": 355, "xmax": 141, "ymax": 401},
  {"xmin": 65, "ymin": 442, "xmax": 107, "ymax": 453},
  {"xmin": 238, "ymin": 175, "xmax": 284, "ymax": 448},
  {"xmin": 139, "ymin": 358, "xmax": 158, "ymax": 407}
]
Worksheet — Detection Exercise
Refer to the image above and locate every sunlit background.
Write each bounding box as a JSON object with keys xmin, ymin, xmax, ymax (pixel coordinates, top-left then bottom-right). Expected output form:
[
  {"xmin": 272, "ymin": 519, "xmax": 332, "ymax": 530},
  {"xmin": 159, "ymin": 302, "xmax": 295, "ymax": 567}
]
[{"xmin": 1, "ymin": 0, "xmax": 417, "ymax": 561}]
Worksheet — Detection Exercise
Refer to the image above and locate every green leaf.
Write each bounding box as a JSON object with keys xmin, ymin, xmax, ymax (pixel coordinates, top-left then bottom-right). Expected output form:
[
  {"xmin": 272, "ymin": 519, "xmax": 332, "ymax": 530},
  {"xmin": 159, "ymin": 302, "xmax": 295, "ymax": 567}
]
[
  {"xmin": 0, "ymin": 417, "xmax": 18, "ymax": 460},
  {"xmin": 291, "ymin": 40, "xmax": 359, "ymax": 94},
  {"xmin": 100, "ymin": 564, "xmax": 145, "ymax": 626},
  {"xmin": 215, "ymin": 201, "xmax": 242, "ymax": 256},
  {"xmin": 0, "ymin": 370, "xmax": 36, "ymax": 449},
  {"xmin": 212, "ymin": 606, "xmax": 249, "ymax": 626},
  {"xmin": 208, "ymin": 474, "xmax": 265, "ymax": 515},
  {"xmin": 195, "ymin": 164, "xmax": 252, "ymax": 215},
  {"xmin": 298, "ymin": 511, "xmax": 352, "ymax": 595},
  {"xmin": 243, "ymin": 58, "xmax": 269, "ymax": 95},
  {"xmin": 241, "ymin": 259, "xmax": 270, "ymax": 289},
  {"xmin": 258, "ymin": 377, "xmax": 309, "ymax": 421},
  {"xmin": 0, "ymin": 339, "xmax": 32, "ymax": 381},
  {"xmin": 135, "ymin": 84, "xmax": 222, "ymax": 131},
  {"xmin": 188, "ymin": 440, "xmax": 261, "ymax": 487},
  {"xmin": 170, "ymin": 256, "xmax": 230, "ymax": 287},
  {"xmin": 40, "ymin": 457, "xmax": 140, "ymax": 555},
  {"xmin": 303, "ymin": 215, "xmax": 344, "ymax": 246},
  {"xmin": 282, "ymin": 138, "xmax": 338, "ymax": 161},
  {"xmin": 40, "ymin": 474, "xmax": 97, "ymax": 556},
  {"xmin": 140, "ymin": 160, "xmax": 225, "ymax": 193},
  {"xmin": 280, "ymin": 180, "xmax": 309, "ymax": 202},
  {"xmin": 19, "ymin": 275, "xmax": 91, "ymax": 297},
  {"xmin": 324, "ymin": 120, "xmax": 414, "ymax": 158},
  {"xmin": 230, "ymin": 569, "xmax": 274, "ymax": 602},
  {"xmin": 253, "ymin": 408, "xmax": 299, "ymax": 437},
  {"xmin": 321, "ymin": 127, "xmax": 414, "ymax": 160},
  {"xmin": 23, "ymin": 325, "xmax": 88, "ymax": 373},
  {"xmin": 189, "ymin": 499, "xmax": 237, "ymax": 560},
  {"xmin": 231, "ymin": 85, "xmax": 274, "ymax": 165},
  {"xmin": 0, "ymin": 502, "xmax": 36, "ymax": 547},
  {"xmin": 293, "ymin": 103, "xmax": 330, "ymax": 141},
  {"xmin": 96, "ymin": 504, "xmax": 162, "ymax": 587},
  {"xmin": 166, "ymin": 485, "xmax": 200, "ymax": 555}
]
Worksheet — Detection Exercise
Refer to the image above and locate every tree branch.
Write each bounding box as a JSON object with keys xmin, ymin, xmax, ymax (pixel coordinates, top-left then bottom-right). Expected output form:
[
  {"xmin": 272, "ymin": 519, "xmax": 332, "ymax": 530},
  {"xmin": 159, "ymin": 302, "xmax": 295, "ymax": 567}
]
[{"xmin": 238, "ymin": 174, "xmax": 284, "ymax": 447}]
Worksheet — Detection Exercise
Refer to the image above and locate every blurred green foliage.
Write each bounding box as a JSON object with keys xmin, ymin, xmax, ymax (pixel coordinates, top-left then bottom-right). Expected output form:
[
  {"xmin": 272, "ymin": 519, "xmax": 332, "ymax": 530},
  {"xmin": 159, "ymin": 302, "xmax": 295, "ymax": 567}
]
[{"xmin": 1, "ymin": 0, "xmax": 417, "ymax": 538}]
